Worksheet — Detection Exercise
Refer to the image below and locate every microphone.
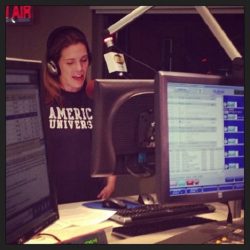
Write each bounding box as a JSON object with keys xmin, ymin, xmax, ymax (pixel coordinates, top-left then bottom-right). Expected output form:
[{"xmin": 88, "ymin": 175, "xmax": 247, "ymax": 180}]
[{"xmin": 103, "ymin": 36, "xmax": 128, "ymax": 78}]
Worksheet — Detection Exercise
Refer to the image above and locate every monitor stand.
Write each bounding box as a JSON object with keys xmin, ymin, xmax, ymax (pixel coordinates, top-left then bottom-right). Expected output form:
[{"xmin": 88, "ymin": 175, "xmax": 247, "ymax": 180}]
[{"xmin": 228, "ymin": 200, "xmax": 242, "ymax": 219}]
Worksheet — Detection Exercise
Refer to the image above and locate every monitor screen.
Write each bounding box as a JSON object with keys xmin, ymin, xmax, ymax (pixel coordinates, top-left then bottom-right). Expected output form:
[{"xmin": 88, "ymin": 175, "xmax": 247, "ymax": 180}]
[
  {"xmin": 91, "ymin": 79, "xmax": 155, "ymax": 178},
  {"xmin": 155, "ymin": 71, "xmax": 244, "ymax": 205},
  {"xmin": 6, "ymin": 58, "xmax": 59, "ymax": 244}
]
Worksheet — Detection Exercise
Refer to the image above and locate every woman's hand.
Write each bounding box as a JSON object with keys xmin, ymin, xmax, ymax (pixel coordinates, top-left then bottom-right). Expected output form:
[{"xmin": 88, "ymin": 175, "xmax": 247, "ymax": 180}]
[{"xmin": 97, "ymin": 175, "xmax": 117, "ymax": 200}]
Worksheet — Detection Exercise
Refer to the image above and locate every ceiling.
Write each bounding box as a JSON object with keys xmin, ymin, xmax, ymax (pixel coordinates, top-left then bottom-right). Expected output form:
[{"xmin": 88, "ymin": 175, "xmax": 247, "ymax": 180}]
[{"xmin": 90, "ymin": 6, "xmax": 244, "ymax": 14}]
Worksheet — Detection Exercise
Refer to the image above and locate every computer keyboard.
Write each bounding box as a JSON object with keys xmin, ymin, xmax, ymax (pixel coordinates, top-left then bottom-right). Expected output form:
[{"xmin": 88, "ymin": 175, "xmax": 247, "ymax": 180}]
[
  {"xmin": 112, "ymin": 216, "xmax": 216, "ymax": 238},
  {"xmin": 110, "ymin": 203, "xmax": 215, "ymax": 225}
]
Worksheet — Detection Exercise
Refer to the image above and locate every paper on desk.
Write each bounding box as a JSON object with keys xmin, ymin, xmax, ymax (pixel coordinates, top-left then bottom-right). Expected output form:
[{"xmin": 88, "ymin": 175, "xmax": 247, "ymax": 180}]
[
  {"xmin": 28, "ymin": 222, "xmax": 114, "ymax": 244},
  {"xmin": 57, "ymin": 205, "xmax": 116, "ymax": 228}
]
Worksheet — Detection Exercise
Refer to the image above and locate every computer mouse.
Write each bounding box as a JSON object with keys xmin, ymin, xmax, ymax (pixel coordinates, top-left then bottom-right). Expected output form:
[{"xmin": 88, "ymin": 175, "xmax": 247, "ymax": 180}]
[
  {"xmin": 138, "ymin": 193, "xmax": 156, "ymax": 205},
  {"xmin": 102, "ymin": 198, "xmax": 127, "ymax": 209}
]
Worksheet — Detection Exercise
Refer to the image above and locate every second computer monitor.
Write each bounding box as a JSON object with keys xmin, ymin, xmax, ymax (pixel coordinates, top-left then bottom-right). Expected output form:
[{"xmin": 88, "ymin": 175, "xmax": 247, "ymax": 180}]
[
  {"xmin": 155, "ymin": 71, "xmax": 244, "ymax": 205},
  {"xmin": 6, "ymin": 58, "xmax": 59, "ymax": 244}
]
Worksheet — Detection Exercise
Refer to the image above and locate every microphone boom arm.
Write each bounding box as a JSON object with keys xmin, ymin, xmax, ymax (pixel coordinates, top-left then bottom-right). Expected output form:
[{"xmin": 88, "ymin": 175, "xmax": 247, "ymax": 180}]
[
  {"xmin": 106, "ymin": 6, "xmax": 153, "ymax": 35},
  {"xmin": 195, "ymin": 6, "xmax": 242, "ymax": 61}
]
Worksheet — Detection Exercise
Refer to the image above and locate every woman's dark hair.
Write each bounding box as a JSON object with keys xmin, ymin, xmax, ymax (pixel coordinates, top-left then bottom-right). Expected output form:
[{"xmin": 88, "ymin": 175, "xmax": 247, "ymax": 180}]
[{"xmin": 44, "ymin": 26, "xmax": 91, "ymax": 104}]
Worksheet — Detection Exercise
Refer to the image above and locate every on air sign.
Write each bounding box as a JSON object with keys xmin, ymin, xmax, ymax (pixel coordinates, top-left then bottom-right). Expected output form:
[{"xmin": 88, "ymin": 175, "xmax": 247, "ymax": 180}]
[{"xmin": 6, "ymin": 6, "xmax": 33, "ymax": 24}]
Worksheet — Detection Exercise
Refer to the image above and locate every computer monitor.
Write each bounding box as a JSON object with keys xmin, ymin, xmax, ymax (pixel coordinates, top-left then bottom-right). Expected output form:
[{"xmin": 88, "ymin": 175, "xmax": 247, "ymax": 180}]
[
  {"xmin": 91, "ymin": 79, "xmax": 155, "ymax": 178},
  {"xmin": 155, "ymin": 71, "xmax": 244, "ymax": 205},
  {"xmin": 6, "ymin": 58, "xmax": 59, "ymax": 244}
]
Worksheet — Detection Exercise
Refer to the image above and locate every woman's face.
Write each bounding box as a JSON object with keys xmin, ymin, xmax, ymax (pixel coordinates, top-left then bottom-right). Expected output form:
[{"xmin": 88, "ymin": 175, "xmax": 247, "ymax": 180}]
[{"xmin": 58, "ymin": 42, "xmax": 89, "ymax": 92}]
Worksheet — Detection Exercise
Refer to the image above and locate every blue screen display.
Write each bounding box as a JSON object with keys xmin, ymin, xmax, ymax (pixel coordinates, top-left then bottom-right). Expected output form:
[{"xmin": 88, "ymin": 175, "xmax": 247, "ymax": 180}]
[{"xmin": 166, "ymin": 83, "xmax": 244, "ymax": 197}]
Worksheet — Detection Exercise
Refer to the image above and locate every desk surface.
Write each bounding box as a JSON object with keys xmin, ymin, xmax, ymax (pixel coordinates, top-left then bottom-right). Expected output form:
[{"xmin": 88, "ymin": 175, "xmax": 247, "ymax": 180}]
[{"xmin": 26, "ymin": 197, "xmax": 244, "ymax": 244}]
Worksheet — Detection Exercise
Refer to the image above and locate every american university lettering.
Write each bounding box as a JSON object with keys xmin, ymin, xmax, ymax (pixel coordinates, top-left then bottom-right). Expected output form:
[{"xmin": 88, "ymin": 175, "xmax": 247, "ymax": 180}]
[{"xmin": 49, "ymin": 107, "xmax": 93, "ymax": 129}]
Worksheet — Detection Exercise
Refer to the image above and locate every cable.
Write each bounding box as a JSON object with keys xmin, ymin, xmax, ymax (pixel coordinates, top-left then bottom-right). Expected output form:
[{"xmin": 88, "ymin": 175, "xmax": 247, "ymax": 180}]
[
  {"xmin": 126, "ymin": 165, "xmax": 154, "ymax": 178},
  {"xmin": 112, "ymin": 45, "xmax": 157, "ymax": 74},
  {"xmin": 36, "ymin": 233, "xmax": 62, "ymax": 243}
]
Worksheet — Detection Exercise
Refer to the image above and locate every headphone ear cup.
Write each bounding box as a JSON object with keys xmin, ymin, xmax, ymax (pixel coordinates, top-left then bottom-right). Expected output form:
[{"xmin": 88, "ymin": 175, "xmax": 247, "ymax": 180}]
[{"xmin": 47, "ymin": 60, "xmax": 58, "ymax": 76}]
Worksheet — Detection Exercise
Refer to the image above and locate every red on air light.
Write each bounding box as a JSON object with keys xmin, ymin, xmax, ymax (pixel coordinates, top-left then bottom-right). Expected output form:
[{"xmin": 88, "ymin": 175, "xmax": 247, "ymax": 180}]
[{"xmin": 6, "ymin": 5, "xmax": 33, "ymax": 24}]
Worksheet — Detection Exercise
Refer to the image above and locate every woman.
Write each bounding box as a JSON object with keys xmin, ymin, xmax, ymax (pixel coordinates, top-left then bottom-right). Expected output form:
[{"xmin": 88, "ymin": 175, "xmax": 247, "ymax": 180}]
[{"xmin": 42, "ymin": 26, "xmax": 116, "ymax": 203}]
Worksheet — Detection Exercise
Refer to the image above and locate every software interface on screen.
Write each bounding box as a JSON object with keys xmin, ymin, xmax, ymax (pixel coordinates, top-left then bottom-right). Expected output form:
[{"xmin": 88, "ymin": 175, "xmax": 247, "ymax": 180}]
[
  {"xmin": 166, "ymin": 82, "xmax": 244, "ymax": 198},
  {"xmin": 6, "ymin": 62, "xmax": 58, "ymax": 243}
]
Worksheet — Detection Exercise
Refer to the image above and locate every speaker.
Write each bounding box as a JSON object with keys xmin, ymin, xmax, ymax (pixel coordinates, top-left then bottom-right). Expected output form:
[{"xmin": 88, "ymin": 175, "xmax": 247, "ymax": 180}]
[{"xmin": 47, "ymin": 60, "xmax": 59, "ymax": 76}]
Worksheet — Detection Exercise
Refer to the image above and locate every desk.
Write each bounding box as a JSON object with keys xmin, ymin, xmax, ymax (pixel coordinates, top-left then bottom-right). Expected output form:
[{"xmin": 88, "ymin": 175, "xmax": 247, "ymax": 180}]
[{"xmin": 26, "ymin": 198, "xmax": 244, "ymax": 244}]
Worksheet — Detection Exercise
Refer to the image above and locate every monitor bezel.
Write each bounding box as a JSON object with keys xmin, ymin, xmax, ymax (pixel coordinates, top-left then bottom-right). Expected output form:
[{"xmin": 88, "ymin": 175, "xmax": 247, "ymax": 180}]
[
  {"xmin": 5, "ymin": 58, "xmax": 59, "ymax": 244},
  {"xmin": 154, "ymin": 70, "xmax": 244, "ymax": 205}
]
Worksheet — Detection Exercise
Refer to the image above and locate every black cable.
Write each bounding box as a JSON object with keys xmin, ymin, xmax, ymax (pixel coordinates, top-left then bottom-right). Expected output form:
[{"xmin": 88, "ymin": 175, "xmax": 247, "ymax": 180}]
[
  {"xmin": 36, "ymin": 233, "xmax": 62, "ymax": 243},
  {"xmin": 126, "ymin": 160, "xmax": 155, "ymax": 178},
  {"xmin": 126, "ymin": 165, "xmax": 154, "ymax": 178},
  {"xmin": 112, "ymin": 45, "xmax": 158, "ymax": 74}
]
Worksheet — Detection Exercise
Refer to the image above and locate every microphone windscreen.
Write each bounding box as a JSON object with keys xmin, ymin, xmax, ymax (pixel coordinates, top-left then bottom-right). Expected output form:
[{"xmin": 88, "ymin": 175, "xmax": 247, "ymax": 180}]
[{"xmin": 104, "ymin": 52, "xmax": 127, "ymax": 74}]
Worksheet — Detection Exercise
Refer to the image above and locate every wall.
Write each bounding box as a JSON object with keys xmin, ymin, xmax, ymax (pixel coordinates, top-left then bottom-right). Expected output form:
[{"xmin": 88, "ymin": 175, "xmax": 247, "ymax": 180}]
[
  {"xmin": 104, "ymin": 13, "xmax": 244, "ymax": 78},
  {"xmin": 6, "ymin": 6, "xmax": 92, "ymax": 73}
]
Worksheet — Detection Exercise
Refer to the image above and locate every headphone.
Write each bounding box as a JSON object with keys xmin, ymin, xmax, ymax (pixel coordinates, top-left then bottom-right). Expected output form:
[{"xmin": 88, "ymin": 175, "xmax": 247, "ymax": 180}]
[
  {"xmin": 47, "ymin": 60, "xmax": 59, "ymax": 76},
  {"xmin": 46, "ymin": 26, "xmax": 92, "ymax": 77}
]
